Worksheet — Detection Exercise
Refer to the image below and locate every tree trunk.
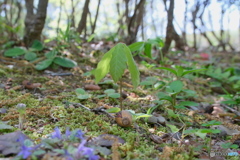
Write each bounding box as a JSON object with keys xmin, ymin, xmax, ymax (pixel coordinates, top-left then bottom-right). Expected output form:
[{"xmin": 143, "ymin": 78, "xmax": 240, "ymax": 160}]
[
  {"xmin": 77, "ymin": 0, "xmax": 90, "ymax": 35},
  {"xmin": 162, "ymin": 0, "xmax": 185, "ymax": 54},
  {"xmin": 126, "ymin": 0, "xmax": 145, "ymax": 44},
  {"xmin": 91, "ymin": 0, "xmax": 101, "ymax": 34},
  {"xmin": 56, "ymin": 0, "xmax": 63, "ymax": 33},
  {"xmin": 70, "ymin": 0, "xmax": 76, "ymax": 28},
  {"xmin": 191, "ymin": 1, "xmax": 200, "ymax": 50},
  {"xmin": 182, "ymin": 0, "xmax": 188, "ymax": 46},
  {"xmin": 196, "ymin": 0, "xmax": 213, "ymax": 47},
  {"xmin": 24, "ymin": 0, "xmax": 48, "ymax": 47}
]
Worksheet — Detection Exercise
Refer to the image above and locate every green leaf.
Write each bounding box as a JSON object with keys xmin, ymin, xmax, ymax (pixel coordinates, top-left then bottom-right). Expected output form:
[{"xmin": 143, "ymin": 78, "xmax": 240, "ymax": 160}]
[
  {"xmin": 75, "ymin": 88, "xmax": 86, "ymax": 95},
  {"xmin": 128, "ymin": 42, "xmax": 144, "ymax": 52},
  {"xmin": 30, "ymin": 40, "xmax": 43, "ymax": 51},
  {"xmin": 75, "ymin": 88, "xmax": 91, "ymax": 99},
  {"xmin": 179, "ymin": 101, "xmax": 198, "ymax": 106},
  {"xmin": 134, "ymin": 114, "xmax": 152, "ymax": 120},
  {"xmin": 221, "ymin": 100, "xmax": 237, "ymax": 105},
  {"xmin": 140, "ymin": 80, "xmax": 154, "ymax": 86},
  {"xmin": 24, "ymin": 52, "xmax": 37, "ymax": 61},
  {"xmin": 200, "ymin": 129, "xmax": 221, "ymax": 134},
  {"xmin": 98, "ymin": 79, "xmax": 114, "ymax": 84},
  {"xmin": 4, "ymin": 47, "xmax": 25, "ymax": 57},
  {"xmin": 147, "ymin": 105, "xmax": 159, "ymax": 114},
  {"xmin": 195, "ymin": 129, "xmax": 207, "ymax": 139},
  {"xmin": 166, "ymin": 124, "xmax": 179, "ymax": 133},
  {"xmin": 167, "ymin": 109, "xmax": 178, "ymax": 118},
  {"xmin": 108, "ymin": 93, "xmax": 120, "ymax": 98},
  {"xmin": 96, "ymin": 95, "xmax": 106, "ymax": 98},
  {"xmin": 229, "ymin": 76, "xmax": 240, "ymax": 82},
  {"xmin": 169, "ymin": 80, "xmax": 183, "ymax": 93},
  {"xmin": 32, "ymin": 150, "xmax": 46, "ymax": 156},
  {"xmin": 106, "ymin": 107, "xmax": 121, "ymax": 113},
  {"xmin": 24, "ymin": 139, "xmax": 34, "ymax": 147},
  {"xmin": 183, "ymin": 129, "xmax": 198, "ymax": 134},
  {"xmin": 87, "ymin": 34, "xmax": 95, "ymax": 42},
  {"xmin": 158, "ymin": 39, "xmax": 164, "ymax": 48},
  {"xmin": 83, "ymin": 71, "xmax": 92, "ymax": 77},
  {"xmin": 125, "ymin": 44, "xmax": 140, "ymax": 88},
  {"xmin": 201, "ymin": 120, "xmax": 222, "ymax": 127},
  {"xmin": 222, "ymin": 71, "xmax": 231, "ymax": 79},
  {"xmin": 182, "ymin": 89, "xmax": 196, "ymax": 95},
  {"xmin": 157, "ymin": 67, "xmax": 178, "ymax": 77},
  {"xmin": 45, "ymin": 51, "xmax": 57, "ymax": 59},
  {"xmin": 174, "ymin": 105, "xmax": 186, "ymax": 109},
  {"xmin": 35, "ymin": 59, "xmax": 53, "ymax": 70},
  {"xmin": 104, "ymin": 89, "xmax": 115, "ymax": 94},
  {"xmin": 77, "ymin": 95, "xmax": 91, "ymax": 99},
  {"xmin": 94, "ymin": 48, "xmax": 113, "ymax": 83},
  {"xmin": 0, "ymin": 122, "xmax": 14, "ymax": 130},
  {"xmin": 176, "ymin": 66, "xmax": 184, "ymax": 77},
  {"xmin": 53, "ymin": 57, "xmax": 77, "ymax": 68},
  {"xmin": 221, "ymin": 143, "xmax": 238, "ymax": 149},
  {"xmin": 94, "ymin": 43, "xmax": 139, "ymax": 88},
  {"xmin": 157, "ymin": 92, "xmax": 173, "ymax": 102},
  {"xmin": 144, "ymin": 43, "xmax": 152, "ymax": 58},
  {"xmin": 182, "ymin": 68, "xmax": 207, "ymax": 77},
  {"xmin": 109, "ymin": 43, "xmax": 128, "ymax": 82}
]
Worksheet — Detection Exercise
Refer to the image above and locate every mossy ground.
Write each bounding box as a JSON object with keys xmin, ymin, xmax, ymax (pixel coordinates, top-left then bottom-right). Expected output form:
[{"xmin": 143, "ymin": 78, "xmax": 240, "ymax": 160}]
[{"xmin": 0, "ymin": 51, "xmax": 239, "ymax": 160}]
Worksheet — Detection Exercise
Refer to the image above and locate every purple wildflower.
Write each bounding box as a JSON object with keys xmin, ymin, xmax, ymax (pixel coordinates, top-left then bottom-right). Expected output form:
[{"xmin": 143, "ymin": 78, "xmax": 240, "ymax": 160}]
[
  {"xmin": 64, "ymin": 149, "xmax": 74, "ymax": 160},
  {"xmin": 17, "ymin": 145, "xmax": 33, "ymax": 159},
  {"xmin": 16, "ymin": 134, "xmax": 40, "ymax": 159},
  {"xmin": 16, "ymin": 134, "xmax": 26, "ymax": 145},
  {"xmin": 65, "ymin": 127, "xmax": 71, "ymax": 138},
  {"xmin": 51, "ymin": 127, "xmax": 62, "ymax": 139},
  {"xmin": 74, "ymin": 129, "xmax": 84, "ymax": 139},
  {"xmin": 75, "ymin": 140, "xmax": 99, "ymax": 160}
]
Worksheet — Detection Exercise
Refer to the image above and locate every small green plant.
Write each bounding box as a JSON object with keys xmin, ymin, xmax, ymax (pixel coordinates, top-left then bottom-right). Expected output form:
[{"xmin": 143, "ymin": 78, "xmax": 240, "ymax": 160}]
[
  {"xmin": 221, "ymin": 142, "xmax": 239, "ymax": 149},
  {"xmin": 157, "ymin": 65, "xmax": 206, "ymax": 80},
  {"xmin": 75, "ymin": 88, "xmax": 91, "ymax": 100},
  {"xmin": 157, "ymin": 80, "xmax": 198, "ymax": 110},
  {"xmin": 0, "ymin": 121, "xmax": 14, "ymax": 132},
  {"xmin": 97, "ymin": 89, "xmax": 120, "ymax": 99},
  {"xmin": 221, "ymin": 92, "xmax": 240, "ymax": 106},
  {"xmin": 140, "ymin": 76, "xmax": 163, "ymax": 90},
  {"xmin": 94, "ymin": 43, "xmax": 140, "ymax": 110},
  {"xmin": 4, "ymin": 40, "xmax": 43, "ymax": 61},
  {"xmin": 183, "ymin": 120, "xmax": 222, "ymax": 156},
  {"xmin": 200, "ymin": 66, "xmax": 240, "ymax": 91},
  {"xmin": 3, "ymin": 40, "xmax": 77, "ymax": 70},
  {"xmin": 35, "ymin": 50, "xmax": 77, "ymax": 70},
  {"xmin": 128, "ymin": 37, "xmax": 164, "ymax": 60},
  {"xmin": 155, "ymin": 66, "xmax": 204, "ymax": 110},
  {"xmin": 127, "ymin": 110, "xmax": 152, "ymax": 121},
  {"xmin": 200, "ymin": 120, "xmax": 222, "ymax": 155},
  {"xmin": 57, "ymin": 23, "xmax": 82, "ymax": 44},
  {"xmin": 106, "ymin": 108, "xmax": 151, "ymax": 121},
  {"xmin": 16, "ymin": 103, "xmax": 26, "ymax": 130},
  {"xmin": 15, "ymin": 127, "xmax": 99, "ymax": 160}
]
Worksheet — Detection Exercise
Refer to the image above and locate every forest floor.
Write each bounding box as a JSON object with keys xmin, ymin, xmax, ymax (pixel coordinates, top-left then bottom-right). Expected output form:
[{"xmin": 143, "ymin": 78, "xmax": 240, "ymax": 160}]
[{"xmin": 0, "ymin": 42, "xmax": 240, "ymax": 160}]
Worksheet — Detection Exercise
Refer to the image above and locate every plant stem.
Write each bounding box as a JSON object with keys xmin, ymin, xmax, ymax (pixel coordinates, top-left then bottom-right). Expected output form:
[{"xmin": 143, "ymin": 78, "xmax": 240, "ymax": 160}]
[
  {"xmin": 19, "ymin": 114, "xmax": 24, "ymax": 130},
  {"xmin": 208, "ymin": 133, "xmax": 212, "ymax": 157},
  {"xmin": 172, "ymin": 94, "xmax": 176, "ymax": 111},
  {"xmin": 119, "ymin": 79, "xmax": 123, "ymax": 111}
]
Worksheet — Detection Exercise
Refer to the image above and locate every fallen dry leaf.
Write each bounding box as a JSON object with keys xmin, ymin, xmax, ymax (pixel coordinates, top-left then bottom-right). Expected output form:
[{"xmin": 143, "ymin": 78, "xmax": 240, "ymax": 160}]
[
  {"xmin": 22, "ymin": 80, "xmax": 42, "ymax": 89},
  {"xmin": 84, "ymin": 84, "xmax": 101, "ymax": 90}
]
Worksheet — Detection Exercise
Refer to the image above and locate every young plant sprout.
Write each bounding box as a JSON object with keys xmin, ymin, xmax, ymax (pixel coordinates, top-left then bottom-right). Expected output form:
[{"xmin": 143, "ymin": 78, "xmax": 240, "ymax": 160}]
[
  {"xmin": 16, "ymin": 103, "xmax": 26, "ymax": 130},
  {"xmin": 94, "ymin": 43, "xmax": 140, "ymax": 110}
]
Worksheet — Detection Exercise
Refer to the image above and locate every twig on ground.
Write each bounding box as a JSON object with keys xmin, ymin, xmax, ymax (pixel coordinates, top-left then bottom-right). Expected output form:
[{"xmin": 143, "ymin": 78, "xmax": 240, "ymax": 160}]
[{"xmin": 221, "ymin": 104, "xmax": 240, "ymax": 117}]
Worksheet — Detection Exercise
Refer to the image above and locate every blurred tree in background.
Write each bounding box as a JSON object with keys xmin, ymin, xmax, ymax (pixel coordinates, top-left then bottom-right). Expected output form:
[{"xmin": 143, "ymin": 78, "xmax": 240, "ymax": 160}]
[{"xmin": 0, "ymin": 0, "xmax": 240, "ymax": 53}]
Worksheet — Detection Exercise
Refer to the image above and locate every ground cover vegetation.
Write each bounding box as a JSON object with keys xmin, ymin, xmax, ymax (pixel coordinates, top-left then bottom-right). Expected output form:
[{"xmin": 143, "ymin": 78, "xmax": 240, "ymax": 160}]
[{"xmin": 0, "ymin": 0, "xmax": 240, "ymax": 160}]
